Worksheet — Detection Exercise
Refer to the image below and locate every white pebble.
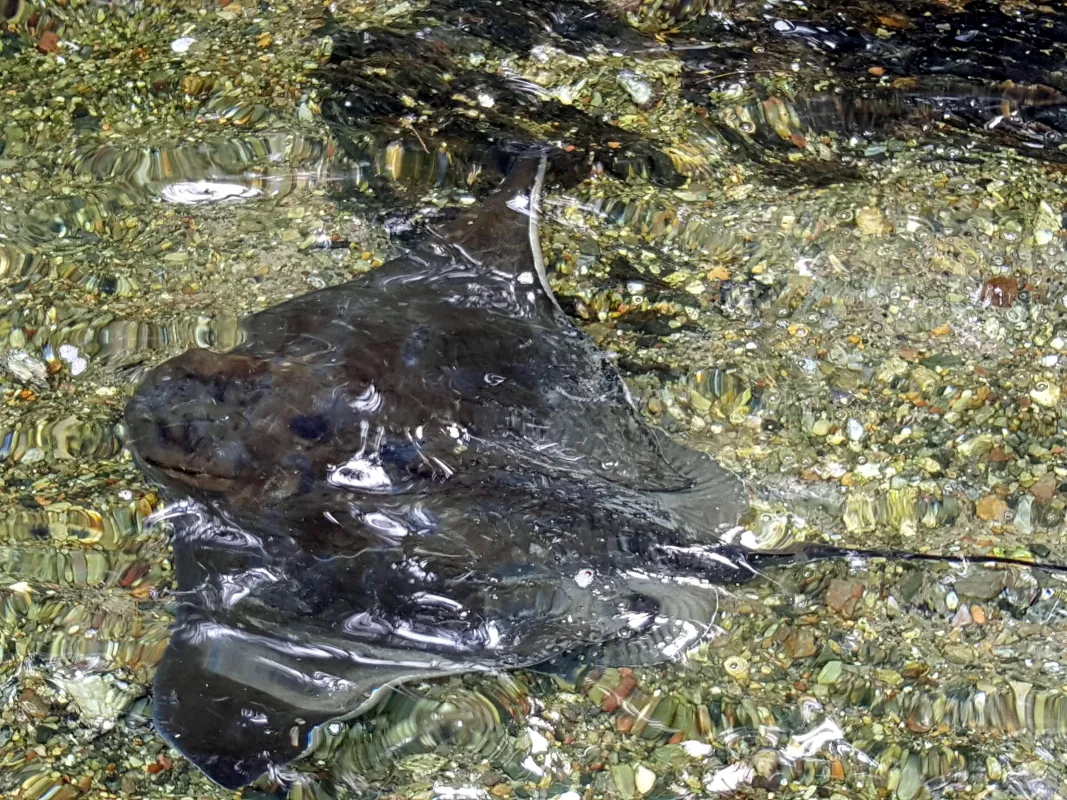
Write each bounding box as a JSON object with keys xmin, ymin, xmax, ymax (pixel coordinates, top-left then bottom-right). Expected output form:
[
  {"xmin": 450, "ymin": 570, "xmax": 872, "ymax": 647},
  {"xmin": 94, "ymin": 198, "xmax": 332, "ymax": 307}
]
[
  {"xmin": 170, "ymin": 36, "xmax": 196, "ymax": 53},
  {"xmin": 635, "ymin": 765, "xmax": 657, "ymax": 795},
  {"xmin": 847, "ymin": 418, "xmax": 866, "ymax": 442}
]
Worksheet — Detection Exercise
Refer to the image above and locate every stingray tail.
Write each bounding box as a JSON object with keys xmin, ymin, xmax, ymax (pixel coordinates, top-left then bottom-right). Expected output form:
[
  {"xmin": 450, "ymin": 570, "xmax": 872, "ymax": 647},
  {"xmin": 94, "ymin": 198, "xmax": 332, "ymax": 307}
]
[
  {"xmin": 647, "ymin": 541, "xmax": 1067, "ymax": 585},
  {"xmin": 461, "ymin": 152, "xmax": 563, "ymax": 316},
  {"xmin": 742, "ymin": 543, "xmax": 1067, "ymax": 578}
]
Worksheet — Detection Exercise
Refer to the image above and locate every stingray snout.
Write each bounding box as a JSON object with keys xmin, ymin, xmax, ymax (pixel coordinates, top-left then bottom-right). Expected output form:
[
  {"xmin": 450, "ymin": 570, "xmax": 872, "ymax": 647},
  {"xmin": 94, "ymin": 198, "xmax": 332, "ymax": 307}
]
[{"xmin": 124, "ymin": 349, "xmax": 272, "ymax": 488}]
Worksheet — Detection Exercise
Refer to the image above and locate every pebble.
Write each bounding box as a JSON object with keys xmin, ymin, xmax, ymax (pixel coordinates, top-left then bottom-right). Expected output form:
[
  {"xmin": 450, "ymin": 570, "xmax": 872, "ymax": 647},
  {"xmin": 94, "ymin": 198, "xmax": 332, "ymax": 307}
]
[
  {"xmin": 875, "ymin": 668, "xmax": 904, "ymax": 686},
  {"xmin": 617, "ymin": 70, "xmax": 653, "ymax": 105},
  {"xmin": 979, "ymin": 275, "xmax": 1018, "ymax": 308},
  {"xmin": 751, "ymin": 748, "xmax": 779, "ymax": 779},
  {"xmin": 1014, "ymin": 496, "xmax": 1034, "ymax": 535},
  {"xmin": 855, "ymin": 205, "xmax": 893, "ymax": 236},
  {"xmin": 1030, "ymin": 381, "xmax": 1061, "ymax": 408},
  {"xmin": 4, "ymin": 350, "xmax": 48, "ymax": 387},
  {"xmin": 846, "ymin": 418, "xmax": 865, "ymax": 441},
  {"xmin": 816, "ymin": 660, "xmax": 843, "ymax": 685},
  {"xmin": 1030, "ymin": 472, "xmax": 1058, "ymax": 503},
  {"xmin": 945, "ymin": 590, "xmax": 959, "ymax": 611},
  {"xmin": 170, "ymin": 36, "xmax": 196, "ymax": 53},
  {"xmin": 784, "ymin": 628, "xmax": 817, "ymax": 659},
  {"xmin": 38, "ymin": 31, "xmax": 60, "ymax": 53},
  {"xmin": 634, "ymin": 765, "xmax": 656, "ymax": 795},
  {"xmin": 688, "ymin": 389, "xmax": 711, "ymax": 414},
  {"xmin": 20, "ymin": 447, "xmax": 44, "ymax": 465},
  {"xmin": 600, "ymin": 670, "xmax": 637, "ymax": 712},
  {"xmin": 975, "ymin": 494, "xmax": 1006, "ymax": 522},
  {"xmin": 723, "ymin": 656, "xmax": 749, "ymax": 681},
  {"xmin": 956, "ymin": 571, "xmax": 1007, "ymax": 601},
  {"xmin": 986, "ymin": 756, "xmax": 1004, "ymax": 781},
  {"xmin": 611, "ymin": 764, "xmax": 636, "ymax": 799},
  {"xmin": 943, "ymin": 643, "xmax": 974, "ymax": 664},
  {"xmin": 825, "ymin": 579, "xmax": 864, "ymax": 616},
  {"xmin": 896, "ymin": 754, "xmax": 923, "ymax": 800}
]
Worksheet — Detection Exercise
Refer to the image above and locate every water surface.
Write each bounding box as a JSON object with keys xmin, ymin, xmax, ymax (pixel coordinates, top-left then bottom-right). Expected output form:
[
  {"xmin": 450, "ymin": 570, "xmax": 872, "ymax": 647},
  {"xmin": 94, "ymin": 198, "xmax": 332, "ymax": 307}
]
[{"xmin": 3, "ymin": 0, "xmax": 1067, "ymax": 798}]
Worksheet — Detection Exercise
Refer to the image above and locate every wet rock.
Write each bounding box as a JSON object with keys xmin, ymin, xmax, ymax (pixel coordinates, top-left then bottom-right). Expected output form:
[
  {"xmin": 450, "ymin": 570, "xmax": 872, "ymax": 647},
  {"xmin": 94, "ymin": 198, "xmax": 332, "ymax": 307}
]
[
  {"xmin": 54, "ymin": 674, "xmax": 137, "ymax": 729},
  {"xmin": 825, "ymin": 579, "xmax": 864, "ymax": 616},
  {"xmin": 723, "ymin": 656, "xmax": 749, "ymax": 681},
  {"xmin": 896, "ymin": 753, "xmax": 923, "ymax": 800},
  {"xmin": 876, "ymin": 356, "xmax": 910, "ymax": 383},
  {"xmin": 617, "ymin": 70, "xmax": 653, "ymax": 106},
  {"xmin": 816, "ymin": 661, "xmax": 843, "ymax": 685},
  {"xmin": 975, "ymin": 494, "xmax": 1007, "ymax": 522},
  {"xmin": 3, "ymin": 350, "xmax": 48, "ymax": 387},
  {"xmin": 611, "ymin": 764, "xmax": 636, "ymax": 799},
  {"xmin": 1030, "ymin": 381, "xmax": 1061, "ymax": 408},
  {"xmin": 751, "ymin": 748, "xmax": 779, "ymax": 780},
  {"xmin": 959, "ymin": 433, "xmax": 994, "ymax": 458},
  {"xmin": 1034, "ymin": 199, "xmax": 1062, "ymax": 245},
  {"xmin": 846, "ymin": 418, "xmax": 865, "ymax": 442},
  {"xmin": 875, "ymin": 668, "xmax": 903, "ymax": 686},
  {"xmin": 943, "ymin": 643, "xmax": 974, "ymax": 664},
  {"xmin": 1030, "ymin": 472, "xmax": 1058, "ymax": 504},
  {"xmin": 910, "ymin": 365, "xmax": 940, "ymax": 393},
  {"xmin": 986, "ymin": 756, "xmax": 1004, "ymax": 781},
  {"xmin": 1013, "ymin": 496, "xmax": 1034, "ymax": 535},
  {"xmin": 855, "ymin": 206, "xmax": 893, "ymax": 235},
  {"xmin": 951, "ymin": 605, "xmax": 973, "ymax": 627},
  {"xmin": 979, "ymin": 276, "xmax": 1018, "ymax": 308},
  {"xmin": 784, "ymin": 628, "xmax": 818, "ymax": 659},
  {"xmin": 634, "ymin": 765, "xmax": 656, "ymax": 795},
  {"xmin": 955, "ymin": 569, "xmax": 1008, "ymax": 601},
  {"xmin": 18, "ymin": 688, "xmax": 51, "ymax": 721},
  {"xmin": 37, "ymin": 31, "xmax": 59, "ymax": 53}
]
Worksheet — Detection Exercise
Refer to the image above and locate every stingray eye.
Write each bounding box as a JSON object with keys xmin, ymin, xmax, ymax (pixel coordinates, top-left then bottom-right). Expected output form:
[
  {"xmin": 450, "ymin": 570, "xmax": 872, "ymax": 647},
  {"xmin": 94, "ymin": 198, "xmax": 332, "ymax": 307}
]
[{"xmin": 289, "ymin": 414, "xmax": 331, "ymax": 441}]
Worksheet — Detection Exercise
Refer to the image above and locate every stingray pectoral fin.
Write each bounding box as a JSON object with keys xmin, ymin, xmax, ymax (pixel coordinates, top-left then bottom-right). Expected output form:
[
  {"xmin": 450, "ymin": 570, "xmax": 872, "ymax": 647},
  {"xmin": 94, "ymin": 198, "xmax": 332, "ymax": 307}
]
[
  {"xmin": 153, "ymin": 616, "xmax": 469, "ymax": 789},
  {"xmin": 551, "ymin": 579, "xmax": 723, "ymax": 672},
  {"xmin": 651, "ymin": 427, "xmax": 749, "ymax": 537},
  {"xmin": 153, "ymin": 638, "xmax": 299, "ymax": 789}
]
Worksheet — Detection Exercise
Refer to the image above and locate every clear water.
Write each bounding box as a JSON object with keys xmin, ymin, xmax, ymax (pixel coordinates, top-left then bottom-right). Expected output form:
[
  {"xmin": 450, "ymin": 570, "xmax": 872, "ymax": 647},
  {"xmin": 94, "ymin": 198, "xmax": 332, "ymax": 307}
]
[{"xmin": 4, "ymin": 0, "xmax": 1067, "ymax": 798}]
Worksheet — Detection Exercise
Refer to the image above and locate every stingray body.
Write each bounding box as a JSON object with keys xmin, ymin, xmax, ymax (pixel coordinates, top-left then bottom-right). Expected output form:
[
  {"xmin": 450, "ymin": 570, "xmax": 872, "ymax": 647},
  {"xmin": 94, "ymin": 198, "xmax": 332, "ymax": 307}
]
[
  {"xmin": 125, "ymin": 158, "xmax": 753, "ymax": 789},
  {"xmin": 125, "ymin": 157, "xmax": 1067, "ymax": 789}
]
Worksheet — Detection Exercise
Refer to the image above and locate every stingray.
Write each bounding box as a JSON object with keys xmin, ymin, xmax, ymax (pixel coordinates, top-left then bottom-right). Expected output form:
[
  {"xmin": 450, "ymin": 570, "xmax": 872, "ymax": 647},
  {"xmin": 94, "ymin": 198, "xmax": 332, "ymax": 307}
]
[{"xmin": 124, "ymin": 156, "xmax": 1067, "ymax": 790}]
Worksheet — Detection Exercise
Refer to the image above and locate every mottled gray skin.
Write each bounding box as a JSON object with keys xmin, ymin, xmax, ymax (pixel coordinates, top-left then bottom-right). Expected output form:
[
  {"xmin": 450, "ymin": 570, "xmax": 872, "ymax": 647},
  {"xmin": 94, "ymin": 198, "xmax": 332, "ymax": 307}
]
[{"xmin": 124, "ymin": 159, "xmax": 750, "ymax": 789}]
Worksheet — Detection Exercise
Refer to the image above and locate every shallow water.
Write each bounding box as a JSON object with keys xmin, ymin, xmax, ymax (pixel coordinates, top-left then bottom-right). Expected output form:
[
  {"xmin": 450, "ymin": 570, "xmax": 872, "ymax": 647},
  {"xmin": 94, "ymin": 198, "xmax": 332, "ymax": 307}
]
[{"xmin": 4, "ymin": 0, "xmax": 1067, "ymax": 798}]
